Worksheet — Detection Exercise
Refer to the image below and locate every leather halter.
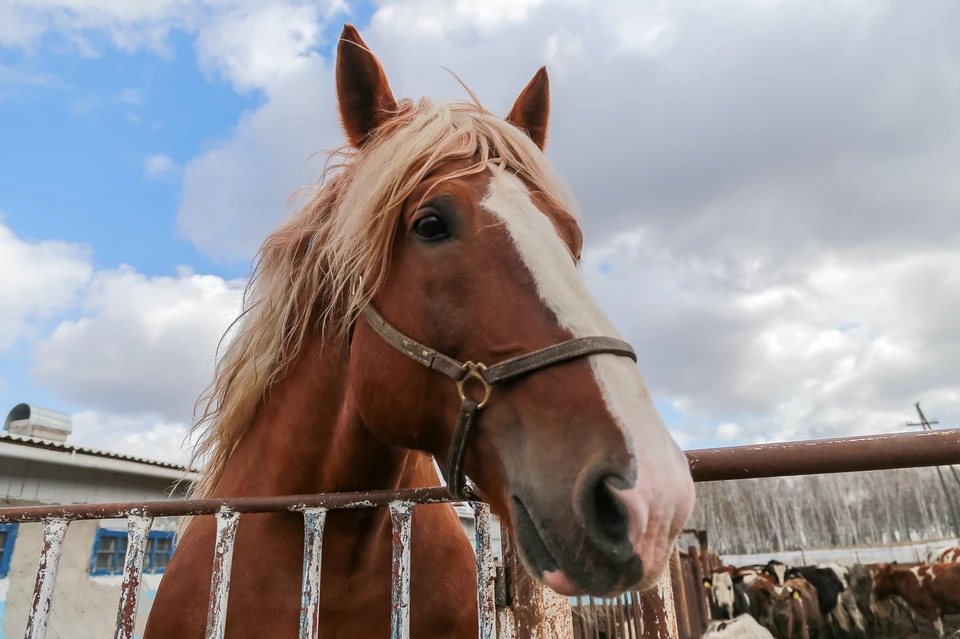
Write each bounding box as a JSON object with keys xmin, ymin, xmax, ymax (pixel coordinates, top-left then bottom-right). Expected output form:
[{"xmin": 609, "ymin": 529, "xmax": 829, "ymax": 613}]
[{"xmin": 360, "ymin": 304, "xmax": 638, "ymax": 500}]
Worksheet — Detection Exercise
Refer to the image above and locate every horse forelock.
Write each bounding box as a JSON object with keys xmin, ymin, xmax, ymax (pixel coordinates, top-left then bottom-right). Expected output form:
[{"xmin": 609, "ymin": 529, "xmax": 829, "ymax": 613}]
[{"xmin": 185, "ymin": 95, "xmax": 580, "ymax": 498}]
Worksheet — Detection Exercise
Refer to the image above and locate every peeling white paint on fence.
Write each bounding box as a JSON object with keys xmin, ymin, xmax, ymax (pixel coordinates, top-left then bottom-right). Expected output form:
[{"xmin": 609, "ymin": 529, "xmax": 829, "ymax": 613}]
[
  {"xmin": 24, "ymin": 518, "xmax": 69, "ymax": 639},
  {"xmin": 298, "ymin": 508, "xmax": 327, "ymax": 639},
  {"xmin": 389, "ymin": 502, "xmax": 414, "ymax": 639},
  {"xmin": 204, "ymin": 508, "xmax": 240, "ymax": 639}
]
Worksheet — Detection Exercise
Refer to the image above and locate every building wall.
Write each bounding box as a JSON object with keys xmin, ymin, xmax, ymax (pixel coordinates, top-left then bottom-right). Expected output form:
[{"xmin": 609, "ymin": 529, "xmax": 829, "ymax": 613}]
[
  {"xmin": 0, "ymin": 457, "xmax": 186, "ymax": 506},
  {"xmin": 1, "ymin": 518, "xmax": 177, "ymax": 639},
  {"xmin": 0, "ymin": 456, "xmax": 186, "ymax": 639}
]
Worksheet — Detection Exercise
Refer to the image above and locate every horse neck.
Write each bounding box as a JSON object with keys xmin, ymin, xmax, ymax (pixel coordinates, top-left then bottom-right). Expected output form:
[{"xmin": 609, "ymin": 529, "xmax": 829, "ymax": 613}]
[{"xmin": 209, "ymin": 332, "xmax": 438, "ymax": 498}]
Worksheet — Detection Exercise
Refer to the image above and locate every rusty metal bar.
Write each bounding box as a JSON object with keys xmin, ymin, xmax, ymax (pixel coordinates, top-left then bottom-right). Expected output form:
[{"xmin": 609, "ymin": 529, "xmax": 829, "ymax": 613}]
[
  {"xmin": 390, "ymin": 502, "xmax": 414, "ymax": 639},
  {"xmin": 113, "ymin": 515, "xmax": 154, "ymax": 639},
  {"xmin": 687, "ymin": 428, "xmax": 960, "ymax": 481},
  {"xmin": 1, "ymin": 429, "xmax": 957, "ymax": 525},
  {"xmin": 497, "ymin": 533, "xmax": 516, "ymax": 639},
  {"xmin": 0, "ymin": 485, "xmax": 473, "ymax": 523},
  {"xmin": 473, "ymin": 502, "xmax": 496, "ymax": 639},
  {"xmin": 205, "ymin": 508, "xmax": 240, "ymax": 639},
  {"xmin": 24, "ymin": 518, "xmax": 69, "ymax": 639},
  {"xmin": 298, "ymin": 508, "xmax": 327, "ymax": 639}
]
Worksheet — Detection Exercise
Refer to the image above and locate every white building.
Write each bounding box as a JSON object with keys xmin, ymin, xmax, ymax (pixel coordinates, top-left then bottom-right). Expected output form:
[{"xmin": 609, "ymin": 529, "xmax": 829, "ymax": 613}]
[{"xmin": 0, "ymin": 404, "xmax": 495, "ymax": 638}]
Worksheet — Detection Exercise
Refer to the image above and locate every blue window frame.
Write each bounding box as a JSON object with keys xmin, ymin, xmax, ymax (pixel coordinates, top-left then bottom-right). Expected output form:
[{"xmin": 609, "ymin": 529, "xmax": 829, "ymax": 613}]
[
  {"xmin": 0, "ymin": 523, "xmax": 18, "ymax": 578},
  {"xmin": 89, "ymin": 529, "xmax": 177, "ymax": 576}
]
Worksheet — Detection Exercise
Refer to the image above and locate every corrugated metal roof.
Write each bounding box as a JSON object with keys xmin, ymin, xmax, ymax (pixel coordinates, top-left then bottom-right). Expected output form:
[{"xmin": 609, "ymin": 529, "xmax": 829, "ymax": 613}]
[{"xmin": 0, "ymin": 431, "xmax": 195, "ymax": 472}]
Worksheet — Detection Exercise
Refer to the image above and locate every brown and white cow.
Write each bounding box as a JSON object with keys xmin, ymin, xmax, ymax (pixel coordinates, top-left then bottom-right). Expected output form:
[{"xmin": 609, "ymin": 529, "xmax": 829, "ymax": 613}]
[
  {"xmin": 935, "ymin": 547, "xmax": 960, "ymax": 564},
  {"xmin": 873, "ymin": 562, "xmax": 960, "ymax": 637},
  {"xmin": 777, "ymin": 577, "xmax": 821, "ymax": 639},
  {"xmin": 706, "ymin": 568, "xmax": 737, "ymax": 620}
]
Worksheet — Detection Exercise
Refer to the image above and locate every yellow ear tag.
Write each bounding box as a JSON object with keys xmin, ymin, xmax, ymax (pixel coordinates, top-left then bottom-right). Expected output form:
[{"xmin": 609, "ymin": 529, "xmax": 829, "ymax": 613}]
[
  {"xmin": 792, "ymin": 590, "xmax": 801, "ymax": 600},
  {"xmin": 704, "ymin": 581, "xmax": 712, "ymax": 589}
]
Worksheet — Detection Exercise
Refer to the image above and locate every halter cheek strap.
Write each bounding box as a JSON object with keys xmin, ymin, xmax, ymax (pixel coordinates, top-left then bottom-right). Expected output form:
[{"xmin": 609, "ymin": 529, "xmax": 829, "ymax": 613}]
[{"xmin": 361, "ymin": 304, "xmax": 638, "ymax": 500}]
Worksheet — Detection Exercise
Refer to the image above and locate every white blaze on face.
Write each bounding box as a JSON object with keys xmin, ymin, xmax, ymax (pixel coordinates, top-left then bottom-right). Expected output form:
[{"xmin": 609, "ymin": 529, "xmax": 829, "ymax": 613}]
[
  {"xmin": 712, "ymin": 571, "xmax": 735, "ymax": 611},
  {"xmin": 481, "ymin": 169, "xmax": 695, "ymax": 581}
]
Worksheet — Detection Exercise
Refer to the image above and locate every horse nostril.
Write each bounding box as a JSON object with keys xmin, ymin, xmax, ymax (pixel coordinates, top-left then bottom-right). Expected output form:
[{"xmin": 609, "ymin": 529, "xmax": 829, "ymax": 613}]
[{"xmin": 583, "ymin": 474, "xmax": 630, "ymax": 548}]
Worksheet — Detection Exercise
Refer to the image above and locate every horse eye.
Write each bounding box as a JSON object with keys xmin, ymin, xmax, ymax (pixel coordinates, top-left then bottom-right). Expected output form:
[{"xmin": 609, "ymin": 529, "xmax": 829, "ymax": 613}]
[{"xmin": 412, "ymin": 213, "xmax": 451, "ymax": 242}]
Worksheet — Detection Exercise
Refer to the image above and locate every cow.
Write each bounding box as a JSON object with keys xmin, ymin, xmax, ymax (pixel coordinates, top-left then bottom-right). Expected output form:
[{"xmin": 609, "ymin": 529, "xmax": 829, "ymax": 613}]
[
  {"xmin": 764, "ymin": 560, "xmax": 789, "ymax": 586},
  {"xmin": 704, "ymin": 614, "xmax": 775, "ymax": 639},
  {"xmin": 872, "ymin": 562, "xmax": 960, "ymax": 637},
  {"xmin": 817, "ymin": 563, "xmax": 866, "ymax": 639},
  {"xmin": 771, "ymin": 577, "xmax": 820, "ymax": 639},
  {"xmin": 785, "ymin": 566, "xmax": 843, "ymax": 615},
  {"xmin": 706, "ymin": 570, "xmax": 737, "ymax": 620},
  {"xmin": 849, "ymin": 563, "xmax": 923, "ymax": 636},
  {"xmin": 735, "ymin": 573, "xmax": 779, "ymax": 633},
  {"xmin": 935, "ymin": 547, "xmax": 960, "ymax": 564}
]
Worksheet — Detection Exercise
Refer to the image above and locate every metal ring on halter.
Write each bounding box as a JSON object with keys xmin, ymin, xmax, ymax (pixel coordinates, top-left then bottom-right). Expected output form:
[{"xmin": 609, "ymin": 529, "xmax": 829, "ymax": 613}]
[{"xmin": 456, "ymin": 363, "xmax": 492, "ymax": 410}]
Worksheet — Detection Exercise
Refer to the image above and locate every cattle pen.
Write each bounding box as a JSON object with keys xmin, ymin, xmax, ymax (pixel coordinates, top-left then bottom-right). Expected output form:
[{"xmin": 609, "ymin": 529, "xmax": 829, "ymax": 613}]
[{"xmin": 1, "ymin": 428, "xmax": 958, "ymax": 639}]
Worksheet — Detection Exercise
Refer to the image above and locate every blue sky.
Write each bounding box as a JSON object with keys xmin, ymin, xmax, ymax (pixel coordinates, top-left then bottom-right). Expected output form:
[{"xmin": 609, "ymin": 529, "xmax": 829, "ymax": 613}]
[
  {"xmin": 0, "ymin": 6, "xmax": 374, "ymax": 434},
  {"xmin": 2, "ymin": 0, "xmax": 958, "ymax": 462}
]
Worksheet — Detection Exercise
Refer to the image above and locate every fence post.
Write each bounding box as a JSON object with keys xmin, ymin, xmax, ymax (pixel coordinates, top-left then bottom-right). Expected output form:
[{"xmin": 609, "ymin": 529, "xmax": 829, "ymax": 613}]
[
  {"xmin": 639, "ymin": 567, "xmax": 681, "ymax": 639},
  {"xmin": 670, "ymin": 549, "xmax": 691, "ymax": 639},
  {"xmin": 687, "ymin": 546, "xmax": 709, "ymax": 633},
  {"xmin": 503, "ymin": 533, "xmax": 574, "ymax": 638}
]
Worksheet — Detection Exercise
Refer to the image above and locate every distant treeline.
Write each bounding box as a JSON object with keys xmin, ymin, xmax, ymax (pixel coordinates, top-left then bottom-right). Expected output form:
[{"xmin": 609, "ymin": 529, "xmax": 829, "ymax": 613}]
[{"xmin": 686, "ymin": 466, "xmax": 960, "ymax": 555}]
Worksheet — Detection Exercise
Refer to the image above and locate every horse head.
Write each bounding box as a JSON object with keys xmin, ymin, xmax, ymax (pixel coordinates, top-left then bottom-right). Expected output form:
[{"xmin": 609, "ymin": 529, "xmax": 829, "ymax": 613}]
[{"xmin": 333, "ymin": 24, "xmax": 695, "ymax": 597}]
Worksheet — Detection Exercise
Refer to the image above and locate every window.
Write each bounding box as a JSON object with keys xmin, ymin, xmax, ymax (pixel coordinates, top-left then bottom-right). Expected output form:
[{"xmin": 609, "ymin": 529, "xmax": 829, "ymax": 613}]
[
  {"xmin": 0, "ymin": 523, "xmax": 18, "ymax": 578},
  {"xmin": 90, "ymin": 529, "xmax": 177, "ymax": 576}
]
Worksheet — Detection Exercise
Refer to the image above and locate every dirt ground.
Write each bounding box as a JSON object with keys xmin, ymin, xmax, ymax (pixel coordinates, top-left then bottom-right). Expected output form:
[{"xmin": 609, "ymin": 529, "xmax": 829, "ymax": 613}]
[{"xmin": 869, "ymin": 613, "xmax": 960, "ymax": 639}]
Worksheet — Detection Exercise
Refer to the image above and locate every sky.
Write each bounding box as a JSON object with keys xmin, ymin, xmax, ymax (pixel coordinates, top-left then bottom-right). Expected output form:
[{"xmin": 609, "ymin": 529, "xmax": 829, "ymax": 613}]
[{"xmin": 1, "ymin": 0, "xmax": 959, "ymax": 465}]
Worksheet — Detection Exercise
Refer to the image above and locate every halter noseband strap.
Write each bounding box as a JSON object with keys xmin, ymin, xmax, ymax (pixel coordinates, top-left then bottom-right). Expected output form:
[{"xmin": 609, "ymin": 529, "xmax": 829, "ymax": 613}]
[{"xmin": 361, "ymin": 304, "xmax": 638, "ymax": 500}]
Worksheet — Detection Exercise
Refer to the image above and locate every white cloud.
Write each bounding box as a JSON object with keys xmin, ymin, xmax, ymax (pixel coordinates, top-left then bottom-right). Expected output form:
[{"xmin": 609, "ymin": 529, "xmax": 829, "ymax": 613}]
[
  {"xmin": 118, "ymin": 87, "xmax": 142, "ymax": 104},
  {"xmin": 716, "ymin": 423, "xmax": 740, "ymax": 442},
  {"xmin": 177, "ymin": 54, "xmax": 341, "ymax": 258},
  {"xmin": 170, "ymin": 1, "xmax": 960, "ymax": 448},
  {"xmin": 70, "ymin": 410, "xmax": 196, "ymax": 466},
  {"xmin": 194, "ymin": 2, "xmax": 324, "ymax": 92},
  {"xmin": 0, "ymin": 222, "xmax": 92, "ymax": 351},
  {"xmin": 0, "ymin": 0, "xmax": 346, "ymax": 92},
  {"xmin": 9, "ymin": 0, "xmax": 960, "ymax": 451},
  {"xmin": 144, "ymin": 153, "xmax": 177, "ymax": 179},
  {"xmin": 32, "ymin": 265, "xmax": 244, "ymax": 424},
  {"xmin": 0, "ymin": 63, "xmax": 67, "ymax": 88}
]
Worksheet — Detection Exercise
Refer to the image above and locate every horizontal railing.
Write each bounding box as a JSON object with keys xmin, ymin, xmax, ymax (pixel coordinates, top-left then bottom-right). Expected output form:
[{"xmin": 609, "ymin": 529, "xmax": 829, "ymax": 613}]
[{"xmin": 685, "ymin": 428, "xmax": 960, "ymax": 481}]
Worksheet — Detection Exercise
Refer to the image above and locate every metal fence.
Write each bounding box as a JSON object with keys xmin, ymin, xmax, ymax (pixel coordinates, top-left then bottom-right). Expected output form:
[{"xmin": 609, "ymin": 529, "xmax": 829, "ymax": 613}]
[{"xmin": 2, "ymin": 428, "xmax": 959, "ymax": 639}]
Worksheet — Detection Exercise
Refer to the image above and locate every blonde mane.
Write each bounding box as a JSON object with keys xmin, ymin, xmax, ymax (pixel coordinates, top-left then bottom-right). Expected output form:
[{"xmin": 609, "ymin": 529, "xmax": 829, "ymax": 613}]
[{"xmin": 187, "ymin": 94, "xmax": 581, "ymax": 498}]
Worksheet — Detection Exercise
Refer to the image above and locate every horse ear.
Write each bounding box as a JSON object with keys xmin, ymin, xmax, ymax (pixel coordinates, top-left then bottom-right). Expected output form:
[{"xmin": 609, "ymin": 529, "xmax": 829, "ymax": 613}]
[
  {"xmin": 506, "ymin": 67, "xmax": 550, "ymax": 150},
  {"xmin": 336, "ymin": 24, "xmax": 398, "ymax": 147}
]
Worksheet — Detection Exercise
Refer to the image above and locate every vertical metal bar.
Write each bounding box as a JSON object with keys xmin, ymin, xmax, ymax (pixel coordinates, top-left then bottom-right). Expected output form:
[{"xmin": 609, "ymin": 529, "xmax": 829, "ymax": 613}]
[
  {"xmin": 298, "ymin": 508, "xmax": 327, "ymax": 639},
  {"xmin": 658, "ymin": 568, "xmax": 681, "ymax": 639},
  {"xmin": 473, "ymin": 502, "xmax": 496, "ymax": 639},
  {"xmin": 617, "ymin": 594, "xmax": 630, "ymax": 639},
  {"xmin": 631, "ymin": 591, "xmax": 643, "ymax": 639},
  {"xmin": 205, "ymin": 507, "xmax": 240, "ymax": 639},
  {"xmin": 578, "ymin": 597, "xmax": 591, "ymax": 639},
  {"xmin": 113, "ymin": 515, "xmax": 154, "ymax": 639},
  {"xmin": 390, "ymin": 502, "xmax": 414, "ymax": 639},
  {"xmin": 24, "ymin": 518, "xmax": 69, "ymax": 639},
  {"xmin": 589, "ymin": 598, "xmax": 600, "ymax": 639},
  {"xmin": 627, "ymin": 592, "xmax": 639, "ymax": 639},
  {"xmin": 497, "ymin": 533, "xmax": 516, "ymax": 639}
]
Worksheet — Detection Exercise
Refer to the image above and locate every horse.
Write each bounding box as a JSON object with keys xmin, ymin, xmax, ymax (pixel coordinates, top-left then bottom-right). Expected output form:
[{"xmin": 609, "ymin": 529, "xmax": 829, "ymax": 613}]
[{"xmin": 144, "ymin": 23, "xmax": 695, "ymax": 638}]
